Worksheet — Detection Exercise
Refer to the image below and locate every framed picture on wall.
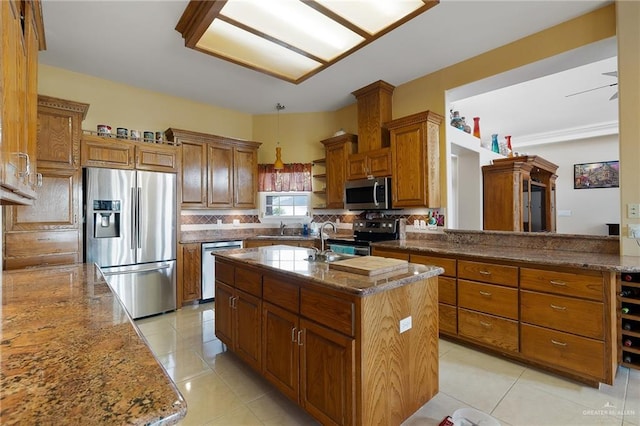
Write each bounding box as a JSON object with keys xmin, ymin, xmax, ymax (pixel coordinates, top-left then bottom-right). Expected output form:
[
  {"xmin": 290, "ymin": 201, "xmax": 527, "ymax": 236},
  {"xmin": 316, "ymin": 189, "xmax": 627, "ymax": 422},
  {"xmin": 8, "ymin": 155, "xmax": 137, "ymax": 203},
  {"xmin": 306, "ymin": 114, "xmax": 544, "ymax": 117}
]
[{"xmin": 574, "ymin": 161, "xmax": 619, "ymax": 189}]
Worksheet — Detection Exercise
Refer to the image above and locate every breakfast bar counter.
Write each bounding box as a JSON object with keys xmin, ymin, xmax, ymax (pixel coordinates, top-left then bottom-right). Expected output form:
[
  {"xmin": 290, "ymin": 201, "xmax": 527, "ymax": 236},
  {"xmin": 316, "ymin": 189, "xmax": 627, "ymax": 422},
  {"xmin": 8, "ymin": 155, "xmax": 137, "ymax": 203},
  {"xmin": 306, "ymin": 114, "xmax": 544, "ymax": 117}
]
[{"xmin": 0, "ymin": 264, "xmax": 186, "ymax": 425}]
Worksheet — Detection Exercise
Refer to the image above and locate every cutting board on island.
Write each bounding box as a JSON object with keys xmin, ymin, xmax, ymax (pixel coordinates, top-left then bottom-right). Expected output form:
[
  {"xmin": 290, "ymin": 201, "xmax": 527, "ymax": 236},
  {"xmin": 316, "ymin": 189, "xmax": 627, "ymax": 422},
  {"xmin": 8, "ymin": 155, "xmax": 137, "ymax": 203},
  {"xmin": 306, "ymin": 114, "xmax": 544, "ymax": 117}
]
[{"xmin": 328, "ymin": 256, "xmax": 409, "ymax": 276}]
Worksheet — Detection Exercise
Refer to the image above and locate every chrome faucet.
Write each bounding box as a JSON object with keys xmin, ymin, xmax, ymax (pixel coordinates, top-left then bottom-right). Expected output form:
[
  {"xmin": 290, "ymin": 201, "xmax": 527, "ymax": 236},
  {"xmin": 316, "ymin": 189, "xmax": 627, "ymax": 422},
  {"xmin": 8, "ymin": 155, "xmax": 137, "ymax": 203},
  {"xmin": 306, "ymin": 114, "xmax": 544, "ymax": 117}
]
[
  {"xmin": 279, "ymin": 221, "xmax": 286, "ymax": 236},
  {"xmin": 319, "ymin": 221, "xmax": 337, "ymax": 254}
]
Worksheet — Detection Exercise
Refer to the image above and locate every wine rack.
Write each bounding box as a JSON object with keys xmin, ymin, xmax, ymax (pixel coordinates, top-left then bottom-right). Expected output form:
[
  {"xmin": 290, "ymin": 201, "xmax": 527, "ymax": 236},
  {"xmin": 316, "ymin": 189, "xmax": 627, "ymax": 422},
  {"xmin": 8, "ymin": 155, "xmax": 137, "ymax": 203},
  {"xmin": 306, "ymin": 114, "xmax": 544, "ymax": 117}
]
[{"xmin": 620, "ymin": 273, "xmax": 640, "ymax": 370}]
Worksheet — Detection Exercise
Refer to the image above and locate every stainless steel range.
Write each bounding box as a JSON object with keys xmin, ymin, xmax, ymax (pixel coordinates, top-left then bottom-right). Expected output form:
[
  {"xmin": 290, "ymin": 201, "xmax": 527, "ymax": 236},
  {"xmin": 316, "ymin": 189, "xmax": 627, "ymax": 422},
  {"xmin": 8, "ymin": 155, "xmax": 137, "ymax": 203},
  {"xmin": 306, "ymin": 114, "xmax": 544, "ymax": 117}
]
[{"xmin": 326, "ymin": 218, "xmax": 399, "ymax": 256}]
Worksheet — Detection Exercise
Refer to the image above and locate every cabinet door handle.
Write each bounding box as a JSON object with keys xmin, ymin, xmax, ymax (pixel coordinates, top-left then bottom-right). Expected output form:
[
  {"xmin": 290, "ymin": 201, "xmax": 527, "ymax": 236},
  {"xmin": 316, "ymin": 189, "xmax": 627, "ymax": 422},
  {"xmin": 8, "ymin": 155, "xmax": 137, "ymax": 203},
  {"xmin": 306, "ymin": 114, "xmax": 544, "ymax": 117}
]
[
  {"xmin": 550, "ymin": 304, "xmax": 566, "ymax": 311},
  {"xmin": 479, "ymin": 321, "xmax": 492, "ymax": 328},
  {"xmin": 297, "ymin": 329, "xmax": 304, "ymax": 346},
  {"xmin": 291, "ymin": 327, "xmax": 297, "ymax": 343},
  {"xmin": 479, "ymin": 291, "xmax": 492, "ymax": 297},
  {"xmin": 549, "ymin": 280, "xmax": 567, "ymax": 287},
  {"xmin": 479, "ymin": 270, "xmax": 491, "ymax": 275},
  {"xmin": 551, "ymin": 339, "xmax": 567, "ymax": 347}
]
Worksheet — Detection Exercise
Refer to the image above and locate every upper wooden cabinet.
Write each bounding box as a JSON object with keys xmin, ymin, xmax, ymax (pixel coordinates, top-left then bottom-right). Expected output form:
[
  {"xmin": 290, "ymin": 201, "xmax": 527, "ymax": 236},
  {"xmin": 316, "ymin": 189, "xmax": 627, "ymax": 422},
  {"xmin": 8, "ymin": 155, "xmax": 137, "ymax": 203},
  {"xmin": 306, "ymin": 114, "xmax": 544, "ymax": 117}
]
[
  {"xmin": 351, "ymin": 80, "xmax": 394, "ymax": 153},
  {"xmin": 387, "ymin": 110, "xmax": 443, "ymax": 208},
  {"xmin": 347, "ymin": 147, "xmax": 391, "ymax": 181},
  {"xmin": 81, "ymin": 134, "xmax": 179, "ymax": 173},
  {"xmin": 321, "ymin": 133, "xmax": 356, "ymax": 209},
  {"xmin": 1, "ymin": 0, "xmax": 46, "ymax": 205},
  {"xmin": 37, "ymin": 95, "xmax": 89, "ymax": 170},
  {"xmin": 4, "ymin": 96, "xmax": 87, "ymax": 270},
  {"xmin": 482, "ymin": 155, "xmax": 558, "ymax": 232},
  {"xmin": 165, "ymin": 128, "xmax": 261, "ymax": 209}
]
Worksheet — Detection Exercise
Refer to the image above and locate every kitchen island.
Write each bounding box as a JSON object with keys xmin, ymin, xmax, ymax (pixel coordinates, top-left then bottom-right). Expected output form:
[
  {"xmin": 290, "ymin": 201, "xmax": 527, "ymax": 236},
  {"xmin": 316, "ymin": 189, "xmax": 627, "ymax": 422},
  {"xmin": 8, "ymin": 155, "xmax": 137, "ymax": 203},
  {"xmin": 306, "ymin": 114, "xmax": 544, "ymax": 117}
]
[
  {"xmin": 213, "ymin": 245, "xmax": 443, "ymax": 426},
  {"xmin": 0, "ymin": 264, "xmax": 186, "ymax": 425}
]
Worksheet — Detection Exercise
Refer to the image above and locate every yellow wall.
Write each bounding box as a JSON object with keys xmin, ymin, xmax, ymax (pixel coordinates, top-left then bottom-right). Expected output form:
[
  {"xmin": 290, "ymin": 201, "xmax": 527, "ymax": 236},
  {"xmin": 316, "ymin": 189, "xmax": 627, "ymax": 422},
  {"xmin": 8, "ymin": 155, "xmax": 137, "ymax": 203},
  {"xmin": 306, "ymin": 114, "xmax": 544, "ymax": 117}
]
[
  {"xmin": 617, "ymin": 0, "xmax": 640, "ymax": 256},
  {"xmin": 38, "ymin": 64, "xmax": 253, "ymax": 140}
]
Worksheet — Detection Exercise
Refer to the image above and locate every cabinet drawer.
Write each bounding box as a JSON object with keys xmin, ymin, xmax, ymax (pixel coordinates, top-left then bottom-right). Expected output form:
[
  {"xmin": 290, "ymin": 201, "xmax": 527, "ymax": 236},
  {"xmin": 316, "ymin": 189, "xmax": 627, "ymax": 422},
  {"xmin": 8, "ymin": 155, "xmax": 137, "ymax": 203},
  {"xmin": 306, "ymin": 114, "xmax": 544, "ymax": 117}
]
[
  {"xmin": 458, "ymin": 260, "xmax": 518, "ymax": 287},
  {"xmin": 235, "ymin": 267, "xmax": 262, "ymax": 297},
  {"xmin": 263, "ymin": 276, "xmax": 299, "ymax": 313},
  {"xmin": 438, "ymin": 276, "xmax": 456, "ymax": 305},
  {"xmin": 215, "ymin": 259, "xmax": 234, "ymax": 285},
  {"xmin": 4, "ymin": 253, "xmax": 79, "ymax": 270},
  {"xmin": 439, "ymin": 303, "xmax": 457, "ymax": 335},
  {"xmin": 5, "ymin": 230, "xmax": 78, "ymax": 257},
  {"xmin": 300, "ymin": 288, "xmax": 354, "ymax": 337},
  {"xmin": 411, "ymin": 254, "xmax": 456, "ymax": 277},
  {"xmin": 521, "ymin": 290, "xmax": 604, "ymax": 339},
  {"xmin": 521, "ymin": 324, "xmax": 605, "ymax": 380},
  {"xmin": 520, "ymin": 268, "xmax": 603, "ymax": 301},
  {"xmin": 371, "ymin": 248, "xmax": 409, "ymax": 260},
  {"xmin": 458, "ymin": 280, "xmax": 518, "ymax": 319},
  {"xmin": 458, "ymin": 308, "xmax": 518, "ymax": 352}
]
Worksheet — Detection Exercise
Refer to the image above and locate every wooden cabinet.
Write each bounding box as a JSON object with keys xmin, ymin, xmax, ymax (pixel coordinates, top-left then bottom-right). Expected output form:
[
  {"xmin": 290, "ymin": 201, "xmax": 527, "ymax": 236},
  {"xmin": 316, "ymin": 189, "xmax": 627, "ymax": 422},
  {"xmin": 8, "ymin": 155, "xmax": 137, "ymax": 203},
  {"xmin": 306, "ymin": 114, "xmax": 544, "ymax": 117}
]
[
  {"xmin": 178, "ymin": 243, "xmax": 201, "ymax": 304},
  {"xmin": 3, "ymin": 96, "xmax": 88, "ymax": 270},
  {"xmin": 482, "ymin": 155, "xmax": 558, "ymax": 232},
  {"xmin": 1, "ymin": 0, "xmax": 45, "ymax": 205},
  {"xmin": 457, "ymin": 260, "xmax": 519, "ymax": 352},
  {"xmin": 520, "ymin": 266, "xmax": 614, "ymax": 383},
  {"xmin": 321, "ymin": 133, "xmax": 356, "ymax": 209},
  {"xmin": 371, "ymin": 245, "xmax": 616, "ymax": 386},
  {"xmin": 387, "ymin": 111, "xmax": 443, "ymax": 208},
  {"xmin": 351, "ymin": 80, "xmax": 394, "ymax": 153},
  {"xmin": 619, "ymin": 273, "xmax": 640, "ymax": 370},
  {"xmin": 81, "ymin": 134, "xmax": 179, "ymax": 173},
  {"xmin": 216, "ymin": 257, "xmax": 438, "ymax": 425},
  {"xmin": 411, "ymin": 253, "xmax": 458, "ymax": 336},
  {"xmin": 347, "ymin": 147, "xmax": 391, "ymax": 180},
  {"xmin": 166, "ymin": 128, "xmax": 261, "ymax": 209},
  {"xmin": 214, "ymin": 259, "xmax": 263, "ymax": 372}
]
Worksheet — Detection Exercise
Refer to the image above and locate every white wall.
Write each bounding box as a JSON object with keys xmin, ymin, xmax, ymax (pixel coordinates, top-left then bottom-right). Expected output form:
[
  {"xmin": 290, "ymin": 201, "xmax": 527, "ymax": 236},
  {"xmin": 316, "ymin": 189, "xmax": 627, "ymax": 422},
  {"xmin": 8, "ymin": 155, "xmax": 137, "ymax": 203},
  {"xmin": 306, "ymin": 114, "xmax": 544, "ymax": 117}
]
[{"xmin": 519, "ymin": 134, "xmax": 620, "ymax": 235}]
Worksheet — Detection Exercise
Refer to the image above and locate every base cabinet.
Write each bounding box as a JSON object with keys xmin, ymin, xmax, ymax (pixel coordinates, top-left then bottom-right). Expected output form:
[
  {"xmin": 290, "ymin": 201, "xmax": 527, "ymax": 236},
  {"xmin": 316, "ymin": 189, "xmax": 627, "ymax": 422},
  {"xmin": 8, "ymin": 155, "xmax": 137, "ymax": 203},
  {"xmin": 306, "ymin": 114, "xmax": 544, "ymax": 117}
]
[
  {"xmin": 178, "ymin": 243, "xmax": 201, "ymax": 305},
  {"xmin": 216, "ymin": 257, "xmax": 438, "ymax": 425}
]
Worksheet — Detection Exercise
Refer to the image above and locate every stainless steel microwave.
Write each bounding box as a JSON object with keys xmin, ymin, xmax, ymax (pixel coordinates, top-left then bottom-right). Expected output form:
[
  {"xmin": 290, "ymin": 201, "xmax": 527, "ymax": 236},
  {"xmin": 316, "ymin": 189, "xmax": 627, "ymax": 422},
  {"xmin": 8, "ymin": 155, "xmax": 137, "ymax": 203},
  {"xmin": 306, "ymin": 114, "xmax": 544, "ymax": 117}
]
[{"xmin": 344, "ymin": 177, "xmax": 392, "ymax": 210}]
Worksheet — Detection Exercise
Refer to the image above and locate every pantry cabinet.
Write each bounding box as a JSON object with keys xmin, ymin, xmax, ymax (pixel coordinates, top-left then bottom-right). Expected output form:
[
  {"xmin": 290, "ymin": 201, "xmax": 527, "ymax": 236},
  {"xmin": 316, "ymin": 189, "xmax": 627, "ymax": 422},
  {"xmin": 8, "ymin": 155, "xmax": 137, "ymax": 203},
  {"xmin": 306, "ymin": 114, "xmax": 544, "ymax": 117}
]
[
  {"xmin": 1, "ymin": 0, "xmax": 45, "ymax": 205},
  {"xmin": 165, "ymin": 128, "xmax": 261, "ymax": 209},
  {"xmin": 386, "ymin": 111, "xmax": 443, "ymax": 208},
  {"xmin": 321, "ymin": 133, "xmax": 357, "ymax": 209},
  {"xmin": 3, "ymin": 96, "xmax": 89, "ymax": 270}
]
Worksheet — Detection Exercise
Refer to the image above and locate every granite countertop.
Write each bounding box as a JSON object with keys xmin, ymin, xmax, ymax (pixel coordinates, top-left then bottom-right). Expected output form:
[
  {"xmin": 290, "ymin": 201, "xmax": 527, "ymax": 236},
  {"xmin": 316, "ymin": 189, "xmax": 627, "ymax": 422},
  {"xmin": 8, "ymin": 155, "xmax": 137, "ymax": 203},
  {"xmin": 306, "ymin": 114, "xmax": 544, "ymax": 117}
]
[
  {"xmin": 179, "ymin": 230, "xmax": 320, "ymax": 244},
  {"xmin": 216, "ymin": 245, "xmax": 444, "ymax": 296},
  {"xmin": 373, "ymin": 239, "xmax": 640, "ymax": 272},
  {"xmin": 0, "ymin": 264, "xmax": 186, "ymax": 425}
]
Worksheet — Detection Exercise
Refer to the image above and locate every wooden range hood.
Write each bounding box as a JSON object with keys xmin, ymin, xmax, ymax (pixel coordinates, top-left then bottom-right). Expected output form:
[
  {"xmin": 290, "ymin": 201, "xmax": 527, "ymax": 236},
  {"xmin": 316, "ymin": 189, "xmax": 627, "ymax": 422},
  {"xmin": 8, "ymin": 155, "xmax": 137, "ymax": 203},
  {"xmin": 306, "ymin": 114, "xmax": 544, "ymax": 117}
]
[{"xmin": 351, "ymin": 80, "xmax": 395, "ymax": 153}]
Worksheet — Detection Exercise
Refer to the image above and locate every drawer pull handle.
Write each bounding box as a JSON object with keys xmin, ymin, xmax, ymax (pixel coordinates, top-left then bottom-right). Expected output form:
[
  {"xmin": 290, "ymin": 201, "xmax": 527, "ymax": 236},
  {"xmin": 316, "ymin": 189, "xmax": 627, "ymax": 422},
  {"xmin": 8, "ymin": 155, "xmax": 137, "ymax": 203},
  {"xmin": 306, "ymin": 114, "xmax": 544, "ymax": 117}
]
[
  {"xmin": 291, "ymin": 327, "xmax": 297, "ymax": 343},
  {"xmin": 479, "ymin": 291, "xmax": 492, "ymax": 297},
  {"xmin": 550, "ymin": 304, "xmax": 567, "ymax": 311},
  {"xmin": 37, "ymin": 238, "xmax": 51, "ymax": 241},
  {"xmin": 479, "ymin": 321, "xmax": 492, "ymax": 328},
  {"xmin": 549, "ymin": 280, "xmax": 567, "ymax": 286},
  {"xmin": 479, "ymin": 270, "xmax": 491, "ymax": 275},
  {"xmin": 551, "ymin": 339, "xmax": 567, "ymax": 347}
]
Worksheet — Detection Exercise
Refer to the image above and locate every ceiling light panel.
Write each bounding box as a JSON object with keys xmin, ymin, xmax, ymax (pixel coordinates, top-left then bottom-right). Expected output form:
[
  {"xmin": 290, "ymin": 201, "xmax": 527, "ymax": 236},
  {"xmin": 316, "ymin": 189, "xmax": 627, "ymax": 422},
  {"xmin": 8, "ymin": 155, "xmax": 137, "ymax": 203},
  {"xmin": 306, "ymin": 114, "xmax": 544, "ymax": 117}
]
[
  {"xmin": 197, "ymin": 19, "xmax": 322, "ymax": 80},
  {"xmin": 316, "ymin": 0, "xmax": 426, "ymax": 34},
  {"xmin": 221, "ymin": 0, "xmax": 364, "ymax": 61}
]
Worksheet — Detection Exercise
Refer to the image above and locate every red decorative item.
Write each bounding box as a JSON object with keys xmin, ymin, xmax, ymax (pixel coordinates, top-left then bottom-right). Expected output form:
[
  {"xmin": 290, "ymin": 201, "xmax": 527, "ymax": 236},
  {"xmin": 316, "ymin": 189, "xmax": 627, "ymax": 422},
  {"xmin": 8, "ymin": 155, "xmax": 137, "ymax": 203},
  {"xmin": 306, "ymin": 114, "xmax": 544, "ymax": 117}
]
[
  {"xmin": 472, "ymin": 117, "xmax": 481, "ymax": 139},
  {"xmin": 505, "ymin": 135, "xmax": 513, "ymax": 157}
]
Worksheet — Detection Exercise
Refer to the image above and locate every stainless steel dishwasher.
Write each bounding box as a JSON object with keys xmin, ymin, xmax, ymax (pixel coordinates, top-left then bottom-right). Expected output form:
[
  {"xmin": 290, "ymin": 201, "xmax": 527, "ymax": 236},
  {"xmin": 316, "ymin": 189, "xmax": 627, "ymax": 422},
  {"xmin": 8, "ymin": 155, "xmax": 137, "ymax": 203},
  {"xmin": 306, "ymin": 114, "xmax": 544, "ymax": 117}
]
[{"xmin": 201, "ymin": 240, "xmax": 243, "ymax": 302}]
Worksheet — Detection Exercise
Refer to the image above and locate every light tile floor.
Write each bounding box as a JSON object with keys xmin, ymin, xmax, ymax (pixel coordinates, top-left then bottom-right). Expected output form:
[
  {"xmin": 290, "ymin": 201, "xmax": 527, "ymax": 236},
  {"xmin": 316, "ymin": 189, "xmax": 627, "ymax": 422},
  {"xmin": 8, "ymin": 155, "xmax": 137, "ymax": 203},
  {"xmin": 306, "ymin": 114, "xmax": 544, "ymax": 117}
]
[{"xmin": 136, "ymin": 303, "xmax": 640, "ymax": 426}]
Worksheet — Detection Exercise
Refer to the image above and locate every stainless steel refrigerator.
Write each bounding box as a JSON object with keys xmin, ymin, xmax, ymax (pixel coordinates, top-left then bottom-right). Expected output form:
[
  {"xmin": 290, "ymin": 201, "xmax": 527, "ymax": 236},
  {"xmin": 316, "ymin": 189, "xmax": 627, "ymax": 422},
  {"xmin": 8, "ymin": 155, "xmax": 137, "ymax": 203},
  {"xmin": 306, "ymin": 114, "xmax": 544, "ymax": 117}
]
[{"xmin": 84, "ymin": 167, "xmax": 177, "ymax": 319}]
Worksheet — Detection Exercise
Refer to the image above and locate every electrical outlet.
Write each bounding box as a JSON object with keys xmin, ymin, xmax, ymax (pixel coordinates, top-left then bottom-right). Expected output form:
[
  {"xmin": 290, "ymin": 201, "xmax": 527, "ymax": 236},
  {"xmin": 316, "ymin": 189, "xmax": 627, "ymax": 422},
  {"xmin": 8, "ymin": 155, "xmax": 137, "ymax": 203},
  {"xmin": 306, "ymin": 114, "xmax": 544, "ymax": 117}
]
[
  {"xmin": 399, "ymin": 316, "xmax": 412, "ymax": 334},
  {"xmin": 628, "ymin": 204, "xmax": 640, "ymax": 219},
  {"xmin": 629, "ymin": 224, "xmax": 640, "ymax": 238}
]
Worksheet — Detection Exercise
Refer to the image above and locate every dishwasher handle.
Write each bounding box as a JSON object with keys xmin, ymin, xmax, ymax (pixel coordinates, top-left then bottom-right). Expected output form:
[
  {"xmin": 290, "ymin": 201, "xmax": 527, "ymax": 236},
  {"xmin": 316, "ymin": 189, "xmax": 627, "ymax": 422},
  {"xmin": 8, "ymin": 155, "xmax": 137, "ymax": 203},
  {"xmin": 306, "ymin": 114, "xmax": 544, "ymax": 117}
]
[{"xmin": 202, "ymin": 241, "xmax": 243, "ymax": 251}]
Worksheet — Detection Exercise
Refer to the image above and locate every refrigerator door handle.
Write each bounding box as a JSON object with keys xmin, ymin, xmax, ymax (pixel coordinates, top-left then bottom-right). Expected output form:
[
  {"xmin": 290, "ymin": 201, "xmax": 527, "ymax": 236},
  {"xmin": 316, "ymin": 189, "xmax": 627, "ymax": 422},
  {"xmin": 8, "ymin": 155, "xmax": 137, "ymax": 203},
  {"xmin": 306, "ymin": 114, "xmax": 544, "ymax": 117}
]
[
  {"xmin": 130, "ymin": 187, "xmax": 136, "ymax": 250},
  {"xmin": 137, "ymin": 187, "xmax": 142, "ymax": 249},
  {"xmin": 102, "ymin": 263, "xmax": 172, "ymax": 276}
]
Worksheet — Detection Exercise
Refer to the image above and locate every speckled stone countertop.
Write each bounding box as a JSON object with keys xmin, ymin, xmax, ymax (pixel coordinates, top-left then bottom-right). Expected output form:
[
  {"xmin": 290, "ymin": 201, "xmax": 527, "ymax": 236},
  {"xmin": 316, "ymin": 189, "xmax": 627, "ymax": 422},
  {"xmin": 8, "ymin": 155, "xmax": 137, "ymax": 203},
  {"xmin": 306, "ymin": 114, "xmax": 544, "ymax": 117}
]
[
  {"xmin": 374, "ymin": 230, "xmax": 640, "ymax": 272},
  {"xmin": 216, "ymin": 245, "xmax": 443, "ymax": 296},
  {"xmin": 0, "ymin": 264, "xmax": 186, "ymax": 425}
]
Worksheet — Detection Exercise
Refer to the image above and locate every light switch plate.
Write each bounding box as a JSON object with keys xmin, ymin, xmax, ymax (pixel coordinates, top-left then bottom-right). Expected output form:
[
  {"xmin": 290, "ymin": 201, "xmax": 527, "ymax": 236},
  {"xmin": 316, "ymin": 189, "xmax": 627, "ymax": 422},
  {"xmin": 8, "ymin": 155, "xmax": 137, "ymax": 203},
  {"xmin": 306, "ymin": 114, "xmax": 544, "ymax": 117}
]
[
  {"xmin": 399, "ymin": 316, "xmax": 412, "ymax": 334},
  {"xmin": 628, "ymin": 204, "xmax": 640, "ymax": 219}
]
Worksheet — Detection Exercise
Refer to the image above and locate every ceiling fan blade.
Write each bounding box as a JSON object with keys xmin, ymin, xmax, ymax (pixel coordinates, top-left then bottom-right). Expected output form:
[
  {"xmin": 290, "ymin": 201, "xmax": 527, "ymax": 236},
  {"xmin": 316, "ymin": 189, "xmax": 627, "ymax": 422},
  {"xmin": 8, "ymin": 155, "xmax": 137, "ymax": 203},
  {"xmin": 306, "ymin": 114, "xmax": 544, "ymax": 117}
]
[
  {"xmin": 565, "ymin": 82, "xmax": 618, "ymax": 98},
  {"xmin": 610, "ymin": 92, "xmax": 618, "ymax": 101}
]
